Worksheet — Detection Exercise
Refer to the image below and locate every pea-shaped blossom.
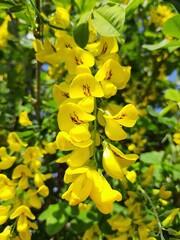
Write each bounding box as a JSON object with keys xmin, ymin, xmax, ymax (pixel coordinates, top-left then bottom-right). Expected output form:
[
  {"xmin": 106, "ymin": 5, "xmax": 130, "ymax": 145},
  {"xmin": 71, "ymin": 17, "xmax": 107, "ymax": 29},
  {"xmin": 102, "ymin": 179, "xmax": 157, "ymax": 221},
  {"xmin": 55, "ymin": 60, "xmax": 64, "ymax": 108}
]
[
  {"xmin": 103, "ymin": 104, "xmax": 138, "ymax": 141},
  {"xmin": 0, "ymin": 174, "xmax": 16, "ymax": 201},
  {"xmin": 62, "ymin": 166, "xmax": 122, "ymax": 214},
  {"xmin": 56, "ymin": 147, "xmax": 90, "ymax": 167},
  {"xmin": 64, "ymin": 47, "xmax": 95, "ymax": 74},
  {"xmin": 102, "ymin": 143, "xmax": 139, "ymax": 180},
  {"xmin": 0, "ymin": 205, "xmax": 11, "ymax": 225},
  {"xmin": 95, "ymin": 59, "xmax": 131, "ymax": 98},
  {"xmin": 7, "ymin": 132, "xmax": 27, "ymax": 152},
  {"xmin": 0, "ymin": 147, "xmax": 16, "ymax": 170},
  {"xmin": 10, "ymin": 205, "xmax": 35, "ymax": 233},
  {"xmin": 69, "ymin": 73, "xmax": 104, "ymax": 98},
  {"xmin": 56, "ymin": 125, "xmax": 93, "ymax": 150},
  {"xmin": 18, "ymin": 111, "xmax": 32, "ymax": 126},
  {"xmin": 53, "ymin": 82, "xmax": 70, "ymax": 106},
  {"xmin": 58, "ymin": 102, "xmax": 95, "ymax": 132},
  {"xmin": 12, "ymin": 164, "xmax": 33, "ymax": 190}
]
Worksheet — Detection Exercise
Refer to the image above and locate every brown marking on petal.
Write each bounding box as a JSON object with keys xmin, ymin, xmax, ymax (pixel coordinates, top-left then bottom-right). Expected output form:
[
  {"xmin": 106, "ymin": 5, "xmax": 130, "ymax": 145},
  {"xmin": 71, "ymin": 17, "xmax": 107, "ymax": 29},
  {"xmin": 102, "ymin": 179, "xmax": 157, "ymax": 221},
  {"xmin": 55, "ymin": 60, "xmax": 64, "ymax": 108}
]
[
  {"xmin": 65, "ymin": 43, "xmax": 73, "ymax": 49},
  {"xmin": 105, "ymin": 70, "xmax": 113, "ymax": 80},
  {"xmin": 70, "ymin": 112, "xmax": 84, "ymax": 124},
  {"xmin": 101, "ymin": 42, "xmax": 108, "ymax": 55},
  {"xmin": 114, "ymin": 113, "xmax": 127, "ymax": 120},
  {"xmin": 75, "ymin": 56, "xmax": 83, "ymax": 65},
  {"xmin": 82, "ymin": 84, "xmax": 91, "ymax": 97}
]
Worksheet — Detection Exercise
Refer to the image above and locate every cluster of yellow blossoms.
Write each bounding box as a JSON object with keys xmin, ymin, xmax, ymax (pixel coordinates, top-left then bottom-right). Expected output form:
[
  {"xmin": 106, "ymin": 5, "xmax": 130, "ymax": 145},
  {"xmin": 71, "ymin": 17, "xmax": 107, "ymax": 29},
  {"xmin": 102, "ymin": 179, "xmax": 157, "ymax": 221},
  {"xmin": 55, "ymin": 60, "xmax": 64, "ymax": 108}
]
[
  {"xmin": 0, "ymin": 132, "xmax": 52, "ymax": 239},
  {"xmin": 33, "ymin": 7, "xmax": 139, "ymax": 214},
  {"xmin": 149, "ymin": 4, "xmax": 174, "ymax": 27}
]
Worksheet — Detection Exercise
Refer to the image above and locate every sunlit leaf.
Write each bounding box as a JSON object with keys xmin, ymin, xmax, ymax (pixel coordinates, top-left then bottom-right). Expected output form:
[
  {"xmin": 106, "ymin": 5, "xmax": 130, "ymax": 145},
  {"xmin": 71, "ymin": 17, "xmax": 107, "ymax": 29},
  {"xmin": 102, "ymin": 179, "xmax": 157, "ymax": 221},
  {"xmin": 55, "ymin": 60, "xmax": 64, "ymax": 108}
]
[
  {"xmin": 92, "ymin": 4, "xmax": 125, "ymax": 36},
  {"xmin": 74, "ymin": 0, "xmax": 96, "ymax": 13},
  {"xmin": 163, "ymin": 14, "xmax": 180, "ymax": 39}
]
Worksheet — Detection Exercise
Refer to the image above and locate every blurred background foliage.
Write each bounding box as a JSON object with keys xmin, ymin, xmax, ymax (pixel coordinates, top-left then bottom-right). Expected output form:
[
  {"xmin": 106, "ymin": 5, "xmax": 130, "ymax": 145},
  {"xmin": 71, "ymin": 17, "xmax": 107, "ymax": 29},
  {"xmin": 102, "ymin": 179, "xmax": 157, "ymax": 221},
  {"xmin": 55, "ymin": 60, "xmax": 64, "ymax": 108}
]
[{"xmin": 0, "ymin": 0, "xmax": 180, "ymax": 239}]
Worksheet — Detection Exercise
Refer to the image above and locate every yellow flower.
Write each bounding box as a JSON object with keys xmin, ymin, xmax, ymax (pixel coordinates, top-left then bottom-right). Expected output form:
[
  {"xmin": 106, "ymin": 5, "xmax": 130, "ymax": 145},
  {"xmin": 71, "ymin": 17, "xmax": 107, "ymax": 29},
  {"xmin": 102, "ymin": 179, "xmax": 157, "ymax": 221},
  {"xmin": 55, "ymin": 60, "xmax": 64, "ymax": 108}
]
[
  {"xmin": 150, "ymin": 5, "xmax": 174, "ymax": 27},
  {"xmin": 69, "ymin": 73, "xmax": 104, "ymax": 98},
  {"xmin": 33, "ymin": 38, "xmax": 61, "ymax": 65},
  {"xmin": 102, "ymin": 143, "xmax": 139, "ymax": 180},
  {"xmin": 0, "ymin": 147, "xmax": 16, "ymax": 170},
  {"xmin": 23, "ymin": 146, "xmax": 43, "ymax": 169},
  {"xmin": 0, "ymin": 174, "xmax": 16, "ymax": 201},
  {"xmin": 82, "ymin": 225, "xmax": 101, "ymax": 240},
  {"xmin": 63, "ymin": 166, "xmax": 122, "ymax": 214},
  {"xmin": 7, "ymin": 132, "xmax": 27, "ymax": 152},
  {"xmin": 0, "ymin": 226, "xmax": 11, "ymax": 240},
  {"xmin": 34, "ymin": 172, "xmax": 51, "ymax": 188},
  {"xmin": 162, "ymin": 208, "xmax": 180, "ymax": 227},
  {"xmin": 64, "ymin": 47, "xmax": 94, "ymax": 74},
  {"xmin": 89, "ymin": 170, "xmax": 122, "ymax": 214},
  {"xmin": 103, "ymin": 104, "xmax": 138, "ymax": 141},
  {"xmin": 58, "ymin": 102, "xmax": 95, "ymax": 132},
  {"xmin": 126, "ymin": 170, "xmax": 137, "ymax": 183},
  {"xmin": 12, "ymin": 164, "xmax": 33, "ymax": 190},
  {"xmin": 107, "ymin": 215, "xmax": 131, "ymax": 232},
  {"xmin": 0, "ymin": 205, "xmax": 11, "ymax": 225},
  {"xmin": 0, "ymin": 16, "xmax": 10, "ymax": 49},
  {"xmin": 173, "ymin": 133, "xmax": 180, "ymax": 145},
  {"xmin": 49, "ymin": 7, "xmax": 70, "ymax": 29},
  {"xmin": 27, "ymin": 186, "xmax": 49, "ymax": 209},
  {"xmin": 10, "ymin": 205, "xmax": 35, "ymax": 233},
  {"xmin": 95, "ymin": 59, "xmax": 131, "ymax": 97},
  {"xmin": 87, "ymin": 36, "xmax": 119, "ymax": 66},
  {"xmin": 43, "ymin": 141, "xmax": 57, "ymax": 154},
  {"xmin": 19, "ymin": 111, "xmax": 32, "ymax": 126},
  {"xmin": 53, "ymin": 82, "xmax": 70, "ymax": 106},
  {"xmin": 56, "ymin": 147, "xmax": 90, "ymax": 167}
]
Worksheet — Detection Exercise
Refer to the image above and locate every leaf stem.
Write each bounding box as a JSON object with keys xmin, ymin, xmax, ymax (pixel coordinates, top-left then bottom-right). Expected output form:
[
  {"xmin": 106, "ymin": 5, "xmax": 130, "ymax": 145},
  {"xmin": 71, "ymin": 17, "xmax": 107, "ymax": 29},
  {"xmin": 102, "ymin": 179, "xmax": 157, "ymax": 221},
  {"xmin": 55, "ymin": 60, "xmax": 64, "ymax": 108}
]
[{"xmin": 138, "ymin": 185, "xmax": 165, "ymax": 240}]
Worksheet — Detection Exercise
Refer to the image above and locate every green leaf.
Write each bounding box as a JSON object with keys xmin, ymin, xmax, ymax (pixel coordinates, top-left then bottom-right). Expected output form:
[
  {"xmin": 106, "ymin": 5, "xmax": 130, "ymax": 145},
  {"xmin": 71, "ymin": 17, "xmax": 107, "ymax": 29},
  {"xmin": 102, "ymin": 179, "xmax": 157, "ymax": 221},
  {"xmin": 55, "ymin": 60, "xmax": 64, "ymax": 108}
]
[
  {"xmin": 0, "ymin": 0, "xmax": 15, "ymax": 9},
  {"xmin": 73, "ymin": 12, "xmax": 91, "ymax": 48},
  {"xmin": 39, "ymin": 202, "xmax": 67, "ymax": 236},
  {"xmin": 52, "ymin": 0, "xmax": 71, "ymax": 8},
  {"xmin": 146, "ymin": 105, "xmax": 159, "ymax": 117},
  {"xmin": 142, "ymin": 39, "xmax": 180, "ymax": 51},
  {"xmin": 164, "ymin": 88, "xmax": 180, "ymax": 102},
  {"xmin": 125, "ymin": 0, "xmax": 144, "ymax": 16},
  {"xmin": 9, "ymin": 4, "xmax": 25, "ymax": 13},
  {"xmin": 74, "ymin": 0, "xmax": 96, "ymax": 13},
  {"xmin": 92, "ymin": 4, "xmax": 125, "ymax": 37},
  {"xmin": 140, "ymin": 151, "xmax": 164, "ymax": 165},
  {"xmin": 163, "ymin": 14, "xmax": 180, "ymax": 39}
]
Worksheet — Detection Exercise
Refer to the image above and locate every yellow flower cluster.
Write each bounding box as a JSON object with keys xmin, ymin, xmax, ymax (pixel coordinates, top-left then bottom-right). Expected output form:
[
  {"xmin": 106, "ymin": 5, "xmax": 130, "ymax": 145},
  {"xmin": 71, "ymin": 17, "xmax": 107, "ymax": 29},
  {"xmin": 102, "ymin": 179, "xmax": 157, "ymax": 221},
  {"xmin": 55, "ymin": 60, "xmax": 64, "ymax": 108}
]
[
  {"xmin": 33, "ymin": 8, "xmax": 139, "ymax": 214},
  {"xmin": 149, "ymin": 4, "xmax": 174, "ymax": 27},
  {"xmin": 0, "ymin": 15, "xmax": 10, "ymax": 49},
  {"xmin": 0, "ymin": 132, "xmax": 51, "ymax": 240}
]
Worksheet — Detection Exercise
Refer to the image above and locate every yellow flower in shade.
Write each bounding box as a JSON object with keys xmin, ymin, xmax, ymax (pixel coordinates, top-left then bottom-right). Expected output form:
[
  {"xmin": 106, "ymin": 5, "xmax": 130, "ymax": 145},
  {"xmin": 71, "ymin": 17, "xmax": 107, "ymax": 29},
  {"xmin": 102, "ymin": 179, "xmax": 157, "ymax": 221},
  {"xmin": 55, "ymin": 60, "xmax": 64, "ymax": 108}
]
[
  {"xmin": 142, "ymin": 165, "xmax": 154, "ymax": 185},
  {"xmin": 64, "ymin": 47, "xmax": 94, "ymax": 74},
  {"xmin": 0, "ymin": 226, "xmax": 11, "ymax": 240},
  {"xmin": 0, "ymin": 174, "xmax": 16, "ymax": 200},
  {"xmin": 95, "ymin": 59, "xmax": 131, "ymax": 97},
  {"xmin": 37, "ymin": 184, "xmax": 49, "ymax": 197},
  {"xmin": 0, "ymin": 147, "xmax": 16, "ymax": 170},
  {"xmin": 173, "ymin": 133, "xmax": 180, "ymax": 145},
  {"xmin": 103, "ymin": 104, "xmax": 138, "ymax": 141},
  {"xmin": 162, "ymin": 208, "xmax": 180, "ymax": 228},
  {"xmin": 7, "ymin": 132, "xmax": 27, "ymax": 152},
  {"xmin": 12, "ymin": 164, "xmax": 33, "ymax": 190},
  {"xmin": 126, "ymin": 170, "xmax": 137, "ymax": 183},
  {"xmin": 69, "ymin": 73, "xmax": 104, "ymax": 98},
  {"xmin": 23, "ymin": 146, "xmax": 43, "ymax": 169},
  {"xmin": 0, "ymin": 205, "xmax": 11, "ymax": 225},
  {"xmin": 56, "ymin": 147, "xmax": 90, "ymax": 167},
  {"xmin": 33, "ymin": 172, "xmax": 51, "ymax": 188},
  {"xmin": 10, "ymin": 205, "xmax": 35, "ymax": 232},
  {"xmin": 49, "ymin": 7, "xmax": 70, "ymax": 29},
  {"xmin": 19, "ymin": 111, "xmax": 32, "ymax": 126},
  {"xmin": 33, "ymin": 38, "xmax": 61, "ymax": 65},
  {"xmin": 153, "ymin": 185, "xmax": 172, "ymax": 199},
  {"xmin": 107, "ymin": 215, "xmax": 131, "ymax": 232},
  {"xmin": 43, "ymin": 141, "xmax": 57, "ymax": 154},
  {"xmin": 53, "ymin": 82, "xmax": 70, "ymax": 106},
  {"xmin": 150, "ymin": 5, "xmax": 174, "ymax": 27},
  {"xmin": 58, "ymin": 102, "xmax": 95, "ymax": 132},
  {"xmin": 27, "ymin": 188, "xmax": 42, "ymax": 209},
  {"xmin": 82, "ymin": 225, "xmax": 101, "ymax": 240},
  {"xmin": 102, "ymin": 143, "xmax": 139, "ymax": 180}
]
